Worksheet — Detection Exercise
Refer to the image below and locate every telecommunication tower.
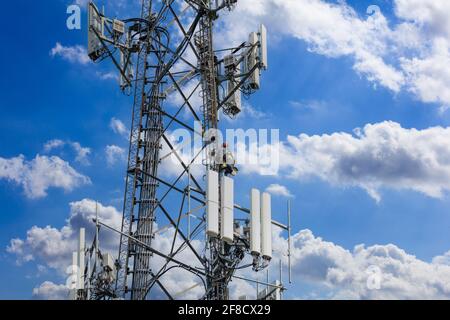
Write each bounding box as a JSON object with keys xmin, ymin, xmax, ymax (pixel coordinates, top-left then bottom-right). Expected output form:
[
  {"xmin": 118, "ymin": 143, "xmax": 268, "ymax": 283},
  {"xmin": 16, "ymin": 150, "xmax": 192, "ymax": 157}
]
[{"xmin": 80, "ymin": 0, "xmax": 291, "ymax": 300}]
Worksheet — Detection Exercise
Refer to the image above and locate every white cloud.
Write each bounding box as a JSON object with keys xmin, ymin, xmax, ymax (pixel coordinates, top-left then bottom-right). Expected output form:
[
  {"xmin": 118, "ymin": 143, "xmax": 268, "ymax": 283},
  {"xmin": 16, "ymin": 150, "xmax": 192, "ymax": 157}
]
[
  {"xmin": 219, "ymin": 0, "xmax": 403, "ymax": 91},
  {"xmin": 32, "ymin": 281, "xmax": 69, "ymax": 300},
  {"xmin": 433, "ymin": 251, "xmax": 450, "ymax": 266},
  {"xmin": 43, "ymin": 139, "xmax": 91, "ymax": 165},
  {"xmin": 109, "ymin": 118, "xmax": 128, "ymax": 138},
  {"xmin": 50, "ymin": 43, "xmax": 90, "ymax": 65},
  {"xmin": 394, "ymin": 0, "xmax": 450, "ymax": 37},
  {"xmin": 273, "ymin": 229, "xmax": 450, "ymax": 299},
  {"xmin": 271, "ymin": 121, "xmax": 450, "ymax": 202},
  {"xmin": 43, "ymin": 139, "xmax": 65, "ymax": 152},
  {"xmin": 7, "ymin": 199, "xmax": 121, "ymax": 272},
  {"xmin": 218, "ymin": 0, "xmax": 450, "ymax": 108},
  {"xmin": 11, "ymin": 198, "xmax": 450, "ymax": 300},
  {"xmin": 70, "ymin": 142, "xmax": 91, "ymax": 165},
  {"xmin": 8, "ymin": 197, "xmax": 206, "ymax": 300},
  {"xmin": 401, "ymin": 38, "xmax": 450, "ymax": 110},
  {"xmin": 266, "ymin": 184, "xmax": 294, "ymax": 198},
  {"xmin": 0, "ymin": 154, "xmax": 90, "ymax": 199},
  {"xmin": 105, "ymin": 145, "xmax": 126, "ymax": 166}
]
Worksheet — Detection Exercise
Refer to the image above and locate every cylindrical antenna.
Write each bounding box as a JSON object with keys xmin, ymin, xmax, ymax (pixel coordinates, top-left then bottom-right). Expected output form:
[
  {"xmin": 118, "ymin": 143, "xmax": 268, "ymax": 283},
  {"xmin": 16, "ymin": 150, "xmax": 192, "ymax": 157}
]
[{"xmin": 287, "ymin": 200, "xmax": 292, "ymax": 284}]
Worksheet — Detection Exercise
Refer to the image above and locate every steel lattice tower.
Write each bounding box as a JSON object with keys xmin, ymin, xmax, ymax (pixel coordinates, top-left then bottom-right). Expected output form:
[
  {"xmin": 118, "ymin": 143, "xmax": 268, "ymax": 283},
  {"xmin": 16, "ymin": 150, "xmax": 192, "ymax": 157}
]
[{"xmin": 86, "ymin": 0, "xmax": 280, "ymax": 301}]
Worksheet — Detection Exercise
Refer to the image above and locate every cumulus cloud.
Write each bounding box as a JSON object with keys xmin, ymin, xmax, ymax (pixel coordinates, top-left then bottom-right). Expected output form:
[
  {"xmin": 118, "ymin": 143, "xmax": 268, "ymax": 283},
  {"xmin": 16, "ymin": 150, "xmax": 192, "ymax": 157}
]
[
  {"xmin": 43, "ymin": 139, "xmax": 65, "ymax": 152},
  {"xmin": 32, "ymin": 281, "xmax": 69, "ymax": 300},
  {"xmin": 432, "ymin": 251, "xmax": 450, "ymax": 266},
  {"xmin": 105, "ymin": 145, "xmax": 126, "ymax": 166},
  {"xmin": 256, "ymin": 121, "xmax": 450, "ymax": 202},
  {"xmin": 266, "ymin": 184, "xmax": 294, "ymax": 198},
  {"xmin": 8, "ymin": 199, "xmax": 123, "ymax": 300},
  {"xmin": 272, "ymin": 229, "xmax": 450, "ymax": 299},
  {"xmin": 218, "ymin": 0, "xmax": 450, "ymax": 108},
  {"xmin": 70, "ymin": 142, "xmax": 91, "ymax": 165},
  {"xmin": 109, "ymin": 118, "xmax": 128, "ymax": 138},
  {"xmin": 7, "ymin": 199, "xmax": 121, "ymax": 272},
  {"xmin": 400, "ymin": 38, "xmax": 450, "ymax": 111},
  {"xmin": 152, "ymin": 227, "xmax": 450, "ymax": 300},
  {"xmin": 0, "ymin": 154, "xmax": 90, "ymax": 199},
  {"xmin": 11, "ymin": 198, "xmax": 450, "ymax": 300},
  {"xmin": 43, "ymin": 139, "xmax": 91, "ymax": 165},
  {"xmin": 50, "ymin": 43, "xmax": 90, "ymax": 65},
  {"xmin": 7, "ymin": 197, "xmax": 206, "ymax": 300}
]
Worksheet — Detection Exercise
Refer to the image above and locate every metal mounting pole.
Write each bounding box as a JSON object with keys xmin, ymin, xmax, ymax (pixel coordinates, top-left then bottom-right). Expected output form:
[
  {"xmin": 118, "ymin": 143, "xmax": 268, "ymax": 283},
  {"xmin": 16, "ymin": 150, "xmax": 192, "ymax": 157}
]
[{"xmin": 288, "ymin": 200, "xmax": 292, "ymax": 284}]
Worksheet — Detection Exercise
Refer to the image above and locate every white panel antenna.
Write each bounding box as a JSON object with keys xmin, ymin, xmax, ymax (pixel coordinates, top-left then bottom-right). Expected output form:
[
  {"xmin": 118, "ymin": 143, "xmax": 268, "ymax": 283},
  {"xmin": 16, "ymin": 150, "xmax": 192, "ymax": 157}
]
[
  {"xmin": 206, "ymin": 170, "xmax": 219, "ymax": 237},
  {"xmin": 220, "ymin": 175, "xmax": 234, "ymax": 243},
  {"xmin": 261, "ymin": 192, "xmax": 272, "ymax": 259},
  {"xmin": 226, "ymin": 68, "xmax": 242, "ymax": 115},
  {"xmin": 87, "ymin": 2, "xmax": 105, "ymax": 62},
  {"xmin": 120, "ymin": 51, "xmax": 126, "ymax": 88},
  {"xmin": 247, "ymin": 32, "xmax": 260, "ymax": 90},
  {"xmin": 224, "ymin": 54, "xmax": 237, "ymax": 70},
  {"xmin": 259, "ymin": 24, "xmax": 268, "ymax": 70},
  {"xmin": 250, "ymin": 189, "xmax": 261, "ymax": 255},
  {"xmin": 120, "ymin": 51, "xmax": 134, "ymax": 89}
]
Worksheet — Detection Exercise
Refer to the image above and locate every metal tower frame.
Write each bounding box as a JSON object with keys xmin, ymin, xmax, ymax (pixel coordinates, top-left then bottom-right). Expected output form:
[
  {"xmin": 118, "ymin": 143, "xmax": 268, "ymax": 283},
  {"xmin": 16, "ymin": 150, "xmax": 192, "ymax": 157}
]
[{"xmin": 86, "ymin": 0, "xmax": 288, "ymax": 300}]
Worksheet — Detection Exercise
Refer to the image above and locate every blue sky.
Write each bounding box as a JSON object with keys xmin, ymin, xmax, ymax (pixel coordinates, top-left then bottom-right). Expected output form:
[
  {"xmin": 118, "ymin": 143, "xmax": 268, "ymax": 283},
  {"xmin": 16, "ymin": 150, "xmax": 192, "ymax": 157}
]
[{"xmin": 2, "ymin": 0, "xmax": 450, "ymax": 299}]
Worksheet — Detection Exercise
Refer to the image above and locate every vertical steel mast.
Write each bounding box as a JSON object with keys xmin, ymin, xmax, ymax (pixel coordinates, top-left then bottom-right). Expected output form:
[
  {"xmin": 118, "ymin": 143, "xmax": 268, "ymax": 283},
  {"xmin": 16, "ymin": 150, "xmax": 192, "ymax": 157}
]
[
  {"xmin": 195, "ymin": 2, "xmax": 229, "ymax": 300},
  {"xmin": 196, "ymin": 3, "xmax": 218, "ymax": 132},
  {"xmin": 116, "ymin": 0, "xmax": 160, "ymax": 299}
]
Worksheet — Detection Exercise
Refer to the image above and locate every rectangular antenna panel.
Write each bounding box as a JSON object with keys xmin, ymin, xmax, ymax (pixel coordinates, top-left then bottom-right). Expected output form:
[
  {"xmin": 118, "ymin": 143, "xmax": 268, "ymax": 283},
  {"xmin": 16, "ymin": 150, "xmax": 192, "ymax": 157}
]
[
  {"xmin": 261, "ymin": 192, "xmax": 272, "ymax": 259},
  {"xmin": 248, "ymin": 32, "xmax": 260, "ymax": 90},
  {"xmin": 221, "ymin": 176, "xmax": 234, "ymax": 243},
  {"xmin": 88, "ymin": 2, "xmax": 104, "ymax": 62},
  {"xmin": 206, "ymin": 170, "xmax": 219, "ymax": 237},
  {"xmin": 120, "ymin": 51, "xmax": 134, "ymax": 89},
  {"xmin": 259, "ymin": 24, "xmax": 268, "ymax": 70},
  {"xmin": 224, "ymin": 54, "xmax": 236, "ymax": 69},
  {"xmin": 250, "ymin": 189, "xmax": 261, "ymax": 255},
  {"xmin": 120, "ymin": 51, "xmax": 126, "ymax": 88},
  {"xmin": 113, "ymin": 19, "xmax": 125, "ymax": 35},
  {"xmin": 227, "ymin": 78, "xmax": 242, "ymax": 115}
]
